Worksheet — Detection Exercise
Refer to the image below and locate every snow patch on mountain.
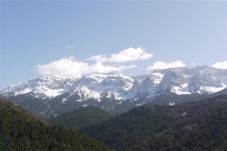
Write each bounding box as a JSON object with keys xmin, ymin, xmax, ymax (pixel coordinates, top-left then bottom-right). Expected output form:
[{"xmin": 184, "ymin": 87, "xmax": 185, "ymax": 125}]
[
  {"xmin": 151, "ymin": 72, "xmax": 164, "ymax": 84},
  {"xmin": 70, "ymin": 85, "xmax": 101, "ymax": 101},
  {"xmin": 198, "ymin": 84, "xmax": 226, "ymax": 94},
  {"xmin": 101, "ymin": 91, "xmax": 122, "ymax": 100},
  {"xmin": 171, "ymin": 83, "xmax": 191, "ymax": 95},
  {"xmin": 35, "ymin": 87, "xmax": 65, "ymax": 98},
  {"xmin": 15, "ymin": 88, "xmax": 32, "ymax": 95}
]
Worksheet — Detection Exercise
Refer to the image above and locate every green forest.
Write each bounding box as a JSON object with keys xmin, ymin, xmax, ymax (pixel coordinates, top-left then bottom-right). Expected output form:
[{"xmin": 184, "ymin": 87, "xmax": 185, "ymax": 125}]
[
  {"xmin": 50, "ymin": 106, "xmax": 113, "ymax": 130},
  {"xmin": 1, "ymin": 95, "xmax": 227, "ymax": 151},
  {"xmin": 0, "ymin": 98, "xmax": 112, "ymax": 151},
  {"xmin": 83, "ymin": 95, "xmax": 227, "ymax": 151}
]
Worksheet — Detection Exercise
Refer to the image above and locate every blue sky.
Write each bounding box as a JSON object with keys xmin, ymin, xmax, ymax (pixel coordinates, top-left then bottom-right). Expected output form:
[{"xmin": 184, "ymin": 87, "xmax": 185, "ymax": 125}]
[{"xmin": 1, "ymin": 0, "xmax": 227, "ymax": 88}]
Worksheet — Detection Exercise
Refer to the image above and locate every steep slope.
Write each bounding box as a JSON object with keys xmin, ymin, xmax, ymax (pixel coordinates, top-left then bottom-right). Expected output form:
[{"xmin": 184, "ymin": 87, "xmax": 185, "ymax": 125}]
[
  {"xmin": 0, "ymin": 97, "xmax": 112, "ymax": 151},
  {"xmin": 50, "ymin": 106, "xmax": 113, "ymax": 130},
  {"xmin": 83, "ymin": 95, "xmax": 227, "ymax": 151}
]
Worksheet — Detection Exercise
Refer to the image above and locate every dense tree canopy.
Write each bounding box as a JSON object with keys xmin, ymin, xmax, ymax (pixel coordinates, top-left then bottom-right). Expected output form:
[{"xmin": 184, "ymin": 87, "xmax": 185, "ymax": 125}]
[
  {"xmin": 83, "ymin": 96, "xmax": 227, "ymax": 151},
  {"xmin": 50, "ymin": 106, "xmax": 113, "ymax": 130},
  {"xmin": 0, "ymin": 98, "xmax": 112, "ymax": 151}
]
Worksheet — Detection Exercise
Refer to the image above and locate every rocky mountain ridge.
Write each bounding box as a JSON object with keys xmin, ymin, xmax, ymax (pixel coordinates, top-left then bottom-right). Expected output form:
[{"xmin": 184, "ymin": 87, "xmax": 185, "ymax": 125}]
[{"xmin": 1, "ymin": 66, "xmax": 226, "ymax": 118}]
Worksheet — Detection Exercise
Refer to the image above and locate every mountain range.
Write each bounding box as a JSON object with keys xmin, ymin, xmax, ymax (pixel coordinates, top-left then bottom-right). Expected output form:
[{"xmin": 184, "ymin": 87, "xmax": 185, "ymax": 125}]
[{"xmin": 1, "ymin": 66, "xmax": 227, "ymax": 118}]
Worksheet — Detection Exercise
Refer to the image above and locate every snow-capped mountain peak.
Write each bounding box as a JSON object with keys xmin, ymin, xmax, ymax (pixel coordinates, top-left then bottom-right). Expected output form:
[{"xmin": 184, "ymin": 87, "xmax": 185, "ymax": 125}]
[
  {"xmin": 0, "ymin": 74, "xmax": 75, "ymax": 98},
  {"xmin": 1, "ymin": 66, "xmax": 227, "ymax": 103}
]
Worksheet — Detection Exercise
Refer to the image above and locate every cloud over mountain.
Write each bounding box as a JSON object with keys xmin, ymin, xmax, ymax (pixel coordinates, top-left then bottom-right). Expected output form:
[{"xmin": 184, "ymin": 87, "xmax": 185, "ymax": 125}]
[
  {"xmin": 36, "ymin": 57, "xmax": 136, "ymax": 77},
  {"xmin": 146, "ymin": 60, "xmax": 187, "ymax": 70},
  {"xmin": 36, "ymin": 47, "xmax": 154, "ymax": 77},
  {"xmin": 212, "ymin": 61, "xmax": 227, "ymax": 69},
  {"xmin": 89, "ymin": 47, "xmax": 153, "ymax": 63}
]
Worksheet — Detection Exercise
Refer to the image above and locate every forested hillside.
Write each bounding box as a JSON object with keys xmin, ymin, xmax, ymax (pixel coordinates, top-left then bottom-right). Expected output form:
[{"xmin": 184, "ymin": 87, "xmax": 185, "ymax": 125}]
[
  {"xmin": 0, "ymin": 98, "xmax": 112, "ymax": 151},
  {"xmin": 83, "ymin": 95, "xmax": 227, "ymax": 151},
  {"xmin": 50, "ymin": 106, "xmax": 113, "ymax": 130}
]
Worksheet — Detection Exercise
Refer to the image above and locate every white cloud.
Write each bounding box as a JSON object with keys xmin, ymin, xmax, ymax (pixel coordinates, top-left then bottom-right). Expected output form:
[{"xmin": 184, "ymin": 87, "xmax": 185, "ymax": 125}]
[
  {"xmin": 36, "ymin": 57, "xmax": 136, "ymax": 77},
  {"xmin": 146, "ymin": 60, "xmax": 187, "ymax": 70},
  {"xmin": 211, "ymin": 61, "xmax": 227, "ymax": 69},
  {"xmin": 89, "ymin": 47, "xmax": 153, "ymax": 63}
]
